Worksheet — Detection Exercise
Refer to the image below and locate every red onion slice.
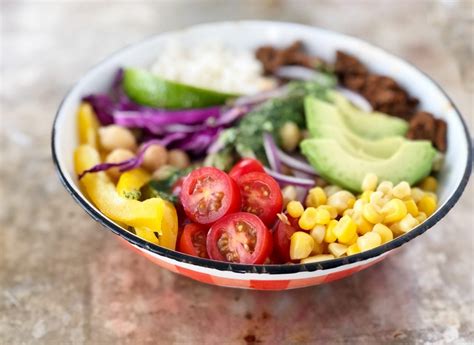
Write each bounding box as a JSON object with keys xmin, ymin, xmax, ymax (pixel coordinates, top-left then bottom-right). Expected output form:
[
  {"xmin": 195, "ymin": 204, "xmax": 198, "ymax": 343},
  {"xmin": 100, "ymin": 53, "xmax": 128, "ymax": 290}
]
[
  {"xmin": 264, "ymin": 168, "xmax": 314, "ymax": 188},
  {"xmin": 336, "ymin": 87, "xmax": 372, "ymax": 112},
  {"xmin": 263, "ymin": 132, "xmax": 282, "ymax": 173},
  {"xmin": 232, "ymin": 85, "xmax": 289, "ymax": 107},
  {"xmin": 275, "ymin": 147, "xmax": 317, "ymax": 175}
]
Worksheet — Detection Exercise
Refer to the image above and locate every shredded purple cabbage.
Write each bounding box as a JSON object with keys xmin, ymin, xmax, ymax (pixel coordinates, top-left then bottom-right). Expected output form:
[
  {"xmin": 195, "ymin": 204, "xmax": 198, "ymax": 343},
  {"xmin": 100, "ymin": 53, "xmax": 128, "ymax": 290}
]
[
  {"xmin": 175, "ymin": 127, "xmax": 222, "ymax": 155},
  {"xmin": 82, "ymin": 94, "xmax": 116, "ymax": 125},
  {"xmin": 113, "ymin": 106, "xmax": 221, "ymax": 134},
  {"xmin": 78, "ymin": 132, "xmax": 186, "ymax": 179}
]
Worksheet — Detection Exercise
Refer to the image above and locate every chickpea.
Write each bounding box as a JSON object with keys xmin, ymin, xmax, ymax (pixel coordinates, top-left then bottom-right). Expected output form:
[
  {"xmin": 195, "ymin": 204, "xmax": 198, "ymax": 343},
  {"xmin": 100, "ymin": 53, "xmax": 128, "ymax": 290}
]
[
  {"xmin": 104, "ymin": 148, "xmax": 135, "ymax": 181},
  {"xmin": 167, "ymin": 149, "xmax": 190, "ymax": 169},
  {"xmin": 152, "ymin": 165, "xmax": 177, "ymax": 181},
  {"xmin": 279, "ymin": 121, "xmax": 301, "ymax": 152},
  {"xmin": 99, "ymin": 125, "xmax": 137, "ymax": 152},
  {"xmin": 141, "ymin": 144, "xmax": 168, "ymax": 172}
]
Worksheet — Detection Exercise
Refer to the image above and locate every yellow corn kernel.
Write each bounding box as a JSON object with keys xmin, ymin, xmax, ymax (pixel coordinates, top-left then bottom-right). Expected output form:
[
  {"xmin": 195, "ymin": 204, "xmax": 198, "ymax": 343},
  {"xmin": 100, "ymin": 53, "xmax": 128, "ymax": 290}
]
[
  {"xmin": 287, "ymin": 200, "xmax": 304, "ymax": 218},
  {"xmin": 318, "ymin": 205, "xmax": 338, "ymax": 219},
  {"xmin": 328, "ymin": 243, "xmax": 348, "ymax": 258},
  {"xmin": 327, "ymin": 191, "xmax": 356, "ymax": 215},
  {"xmin": 357, "ymin": 232, "xmax": 382, "ymax": 252},
  {"xmin": 372, "ymin": 223, "xmax": 393, "ymax": 244},
  {"xmin": 347, "ymin": 243, "xmax": 361, "ymax": 256},
  {"xmin": 310, "ymin": 225, "xmax": 326, "ymax": 244},
  {"xmin": 347, "ymin": 232, "xmax": 359, "ymax": 245},
  {"xmin": 281, "ymin": 185, "xmax": 297, "ymax": 208},
  {"xmin": 298, "ymin": 207, "xmax": 318, "ymax": 230},
  {"xmin": 324, "ymin": 220, "xmax": 338, "ymax": 243},
  {"xmin": 359, "ymin": 190, "xmax": 373, "ymax": 203},
  {"xmin": 417, "ymin": 195, "xmax": 437, "ymax": 217},
  {"xmin": 411, "ymin": 187, "xmax": 425, "ymax": 203},
  {"xmin": 370, "ymin": 191, "xmax": 386, "ymax": 208},
  {"xmin": 425, "ymin": 192, "xmax": 438, "ymax": 203},
  {"xmin": 290, "ymin": 231, "xmax": 315, "ymax": 260},
  {"xmin": 404, "ymin": 199, "xmax": 419, "ymax": 217},
  {"xmin": 311, "ymin": 241, "xmax": 325, "ymax": 255},
  {"xmin": 377, "ymin": 181, "xmax": 393, "ymax": 196},
  {"xmin": 353, "ymin": 199, "xmax": 367, "ymax": 213},
  {"xmin": 301, "ymin": 254, "xmax": 335, "ymax": 264},
  {"xmin": 398, "ymin": 214, "xmax": 420, "ymax": 233},
  {"xmin": 343, "ymin": 208, "xmax": 354, "ymax": 217},
  {"xmin": 314, "ymin": 208, "xmax": 331, "ymax": 225},
  {"xmin": 323, "ymin": 185, "xmax": 342, "ymax": 197},
  {"xmin": 382, "ymin": 198, "xmax": 408, "ymax": 223},
  {"xmin": 389, "ymin": 222, "xmax": 403, "ymax": 236},
  {"xmin": 361, "ymin": 173, "xmax": 378, "ymax": 192},
  {"xmin": 305, "ymin": 187, "xmax": 327, "ymax": 208},
  {"xmin": 392, "ymin": 181, "xmax": 411, "ymax": 199},
  {"xmin": 363, "ymin": 203, "xmax": 384, "ymax": 224},
  {"xmin": 353, "ymin": 213, "xmax": 373, "ymax": 235},
  {"xmin": 333, "ymin": 215, "xmax": 357, "ymax": 244},
  {"xmin": 416, "ymin": 212, "xmax": 427, "ymax": 223},
  {"xmin": 419, "ymin": 176, "xmax": 438, "ymax": 192}
]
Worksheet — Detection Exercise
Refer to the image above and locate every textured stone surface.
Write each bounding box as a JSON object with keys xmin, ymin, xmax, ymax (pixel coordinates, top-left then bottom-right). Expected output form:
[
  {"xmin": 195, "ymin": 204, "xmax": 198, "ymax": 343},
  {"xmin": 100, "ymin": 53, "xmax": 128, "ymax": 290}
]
[{"xmin": 1, "ymin": 1, "xmax": 473, "ymax": 344}]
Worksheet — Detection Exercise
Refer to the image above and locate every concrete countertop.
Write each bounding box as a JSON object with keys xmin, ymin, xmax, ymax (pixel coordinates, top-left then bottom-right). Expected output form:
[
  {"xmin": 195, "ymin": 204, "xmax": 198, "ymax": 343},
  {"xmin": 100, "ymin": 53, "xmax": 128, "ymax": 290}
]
[{"xmin": 1, "ymin": 1, "xmax": 473, "ymax": 344}]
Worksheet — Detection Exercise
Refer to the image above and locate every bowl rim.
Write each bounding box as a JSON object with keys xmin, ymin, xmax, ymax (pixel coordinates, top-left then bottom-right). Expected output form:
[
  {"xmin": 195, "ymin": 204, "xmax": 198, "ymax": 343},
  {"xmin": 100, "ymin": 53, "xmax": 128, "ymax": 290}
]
[{"xmin": 51, "ymin": 20, "xmax": 472, "ymax": 275}]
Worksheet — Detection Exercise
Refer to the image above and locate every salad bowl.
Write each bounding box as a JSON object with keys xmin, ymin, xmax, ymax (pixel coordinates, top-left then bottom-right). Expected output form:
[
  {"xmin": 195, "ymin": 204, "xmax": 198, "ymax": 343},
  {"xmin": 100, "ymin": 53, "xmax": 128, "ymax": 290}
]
[{"xmin": 52, "ymin": 21, "xmax": 471, "ymax": 290}]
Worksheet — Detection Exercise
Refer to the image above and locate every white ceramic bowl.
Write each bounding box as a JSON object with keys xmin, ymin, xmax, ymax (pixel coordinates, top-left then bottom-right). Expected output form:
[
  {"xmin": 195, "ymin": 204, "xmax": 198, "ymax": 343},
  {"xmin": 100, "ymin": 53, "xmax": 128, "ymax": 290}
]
[{"xmin": 52, "ymin": 21, "xmax": 471, "ymax": 290}]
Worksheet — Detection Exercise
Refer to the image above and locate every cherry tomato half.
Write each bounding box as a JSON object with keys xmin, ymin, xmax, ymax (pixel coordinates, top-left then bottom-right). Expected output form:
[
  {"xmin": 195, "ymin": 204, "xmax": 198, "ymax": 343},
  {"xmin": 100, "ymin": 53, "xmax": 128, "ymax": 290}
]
[
  {"xmin": 178, "ymin": 223, "xmax": 209, "ymax": 258},
  {"xmin": 273, "ymin": 215, "xmax": 300, "ymax": 263},
  {"xmin": 207, "ymin": 212, "xmax": 272, "ymax": 264},
  {"xmin": 180, "ymin": 167, "xmax": 240, "ymax": 225},
  {"xmin": 228, "ymin": 158, "xmax": 265, "ymax": 182},
  {"xmin": 237, "ymin": 172, "xmax": 283, "ymax": 226}
]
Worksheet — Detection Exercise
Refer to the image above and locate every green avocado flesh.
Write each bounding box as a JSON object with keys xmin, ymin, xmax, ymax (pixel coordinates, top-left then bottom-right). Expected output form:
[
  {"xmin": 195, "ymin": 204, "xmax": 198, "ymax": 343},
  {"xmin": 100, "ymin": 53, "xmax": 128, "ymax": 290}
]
[
  {"xmin": 305, "ymin": 94, "xmax": 409, "ymax": 140},
  {"xmin": 302, "ymin": 94, "xmax": 436, "ymax": 192},
  {"xmin": 123, "ymin": 68, "xmax": 237, "ymax": 109},
  {"xmin": 301, "ymin": 138, "xmax": 436, "ymax": 192}
]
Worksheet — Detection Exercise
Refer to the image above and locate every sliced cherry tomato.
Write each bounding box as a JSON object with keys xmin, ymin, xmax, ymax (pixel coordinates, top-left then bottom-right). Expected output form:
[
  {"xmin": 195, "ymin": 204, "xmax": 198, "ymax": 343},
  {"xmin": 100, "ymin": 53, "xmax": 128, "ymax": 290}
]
[
  {"xmin": 237, "ymin": 172, "xmax": 283, "ymax": 226},
  {"xmin": 273, "ymin": 215, "xmax": 300, "ymax": 263},
  {"xmin": 228, "ymin": 158, "xmax": 265, "ymax": 181},
  {"xmin": 207, "ymin": 212, "xmax": 272, "ymax": 264},
  {"xmin": 180, "ymin": 167, "xmax": 240, "ymax": 225},
  {"xmin": 178, "ymin": 223, "xmax": 209, "ymax": 258}
]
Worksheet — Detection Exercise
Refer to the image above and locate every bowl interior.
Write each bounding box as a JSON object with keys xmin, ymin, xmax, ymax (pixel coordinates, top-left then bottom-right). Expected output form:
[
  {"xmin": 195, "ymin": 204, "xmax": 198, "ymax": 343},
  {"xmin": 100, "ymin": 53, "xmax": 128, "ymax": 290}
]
[{"xmin": 53, "ymin": 21, "xmax": 471, "ymax": 272}]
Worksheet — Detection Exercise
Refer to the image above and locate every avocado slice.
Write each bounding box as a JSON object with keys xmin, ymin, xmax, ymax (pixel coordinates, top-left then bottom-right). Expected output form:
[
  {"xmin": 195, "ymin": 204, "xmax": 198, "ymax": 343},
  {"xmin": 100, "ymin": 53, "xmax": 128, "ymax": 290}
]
[
  {"xmin": 300, "ymin": 138, "xmax": 436, "ymax": 192},
  {"xmin": 305, "ymin": 96, "xmax": 407, "ymax": 159},
  {"xmin": 305, "ymin": 95, "xmax": 409, "ymax": 139},
  {"xmin": 123, "ymin": 68, "xmax": 237, "ymax": 109},
  {"xmin": 309, "ymin": 124, "xmax": 406, "ymax": 159}
]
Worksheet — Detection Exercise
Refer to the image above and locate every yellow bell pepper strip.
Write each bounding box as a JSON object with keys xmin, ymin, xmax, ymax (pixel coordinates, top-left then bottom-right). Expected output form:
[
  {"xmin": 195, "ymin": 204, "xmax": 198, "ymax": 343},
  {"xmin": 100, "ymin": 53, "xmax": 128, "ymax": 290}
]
[
  {"xmin": 134, "ymin": 227, "xmax": 160, "ymax": 245},
  {"xmin": 116, "ymin": 168, "xmax": 151, "ymax": 200},
  {"xmin": 156, "ymin": 201, "xmax": 178, "ymax": 249},
  {"xmin": 74, "ymin": 144, "xmax": 164, "ymax": 231},
  {"xmin": 77, "ymin": 103, "xmax": 100, "ymax": 148},
  {"xmin": 134, "ymin": 201, "xmax": 178, "ymax": 249}
]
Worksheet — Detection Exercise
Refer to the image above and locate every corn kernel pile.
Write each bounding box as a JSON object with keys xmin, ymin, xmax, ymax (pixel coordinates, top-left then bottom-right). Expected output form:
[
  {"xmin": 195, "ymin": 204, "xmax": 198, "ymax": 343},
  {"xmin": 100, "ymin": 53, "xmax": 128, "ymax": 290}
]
[{"xmin": 286, "ymin": 174, "xmax": 438, "ymax": 263}]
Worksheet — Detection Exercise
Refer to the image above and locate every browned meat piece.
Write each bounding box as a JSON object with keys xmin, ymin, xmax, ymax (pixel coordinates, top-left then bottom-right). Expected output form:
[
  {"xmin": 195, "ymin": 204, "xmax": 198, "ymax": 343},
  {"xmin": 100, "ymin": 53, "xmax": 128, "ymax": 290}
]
[
  {"xmin": 335, "ymin": 51, "xmax": 418, "ymax": 119},
  {"xmin": 434, "ymin": 119, "xmax": 447, "ymax": 152},
  {"xmin": 335, "ymin": 51, "xmax": 368, "ymax": 80},
  {"xmin": 407, "ymin": 112, "xmax": 447, "ymax": 152},
  {"xmin": 362, "ymin": 75, "xmax": 419, "ymax": 120},
  {"xmin": 255, "ymin": 41, "xmax": 324, "ymax": 74},
  {"xmin": 335, "ymin": 50, "xmax": 447, "ymax": 151}
]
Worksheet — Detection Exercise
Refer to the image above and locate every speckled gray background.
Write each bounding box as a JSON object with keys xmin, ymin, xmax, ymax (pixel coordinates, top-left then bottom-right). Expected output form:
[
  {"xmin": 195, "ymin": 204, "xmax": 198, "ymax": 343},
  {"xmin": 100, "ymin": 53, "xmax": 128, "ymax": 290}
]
[{"xmin": 1, "ymin": 1, "xmax": 473, "ymax": 344}]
